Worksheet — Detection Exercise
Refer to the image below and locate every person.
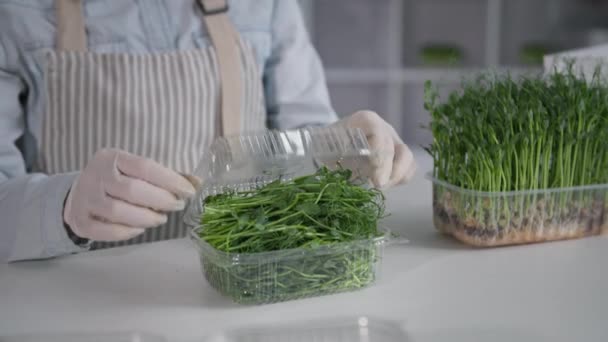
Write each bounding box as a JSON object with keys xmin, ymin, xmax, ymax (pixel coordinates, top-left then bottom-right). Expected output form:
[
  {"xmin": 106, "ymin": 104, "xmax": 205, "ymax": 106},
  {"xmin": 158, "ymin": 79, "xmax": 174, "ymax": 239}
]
[{"xmin": 0, "ymin": 0, "xmax": 416, "ymax": 262}]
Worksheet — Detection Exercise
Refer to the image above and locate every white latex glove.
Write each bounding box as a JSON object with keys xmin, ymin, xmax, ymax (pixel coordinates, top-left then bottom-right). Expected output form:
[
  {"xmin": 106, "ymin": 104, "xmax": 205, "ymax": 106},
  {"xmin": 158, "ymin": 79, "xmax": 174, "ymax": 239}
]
[
  {"xmin": 63, "ymin": 149, "xmax": 196, "ymax": 241},
  {"xmin": 332, "ymin": 110, "xmax": 417, "ymax": 188}
]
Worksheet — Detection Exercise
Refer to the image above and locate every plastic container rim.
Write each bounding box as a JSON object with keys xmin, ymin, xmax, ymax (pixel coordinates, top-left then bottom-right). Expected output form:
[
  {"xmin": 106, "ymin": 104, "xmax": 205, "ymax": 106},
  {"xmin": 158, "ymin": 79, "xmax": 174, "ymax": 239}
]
[
  {"xmin": 426, "ymin": 171, "xmax": 608, "ymax": 197},
  {"xmin": 189, "ymin": 226, "xmax": 396, "ymax": 265}
]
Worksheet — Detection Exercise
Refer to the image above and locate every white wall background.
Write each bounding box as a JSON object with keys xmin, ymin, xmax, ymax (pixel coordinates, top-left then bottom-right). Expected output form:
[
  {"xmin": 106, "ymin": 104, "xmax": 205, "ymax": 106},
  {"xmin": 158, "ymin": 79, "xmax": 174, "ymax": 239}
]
[{"xmin": 298, "ymin": 0, "xmax": 604, "ymax": 146}]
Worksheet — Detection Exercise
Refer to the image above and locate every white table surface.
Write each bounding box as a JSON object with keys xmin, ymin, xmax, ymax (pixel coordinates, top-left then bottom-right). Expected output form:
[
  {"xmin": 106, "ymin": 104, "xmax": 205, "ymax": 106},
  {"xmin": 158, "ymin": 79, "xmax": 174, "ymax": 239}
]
[{"xmin": 1, "ymin": 148, "xmax": 607, "ymax": 341}]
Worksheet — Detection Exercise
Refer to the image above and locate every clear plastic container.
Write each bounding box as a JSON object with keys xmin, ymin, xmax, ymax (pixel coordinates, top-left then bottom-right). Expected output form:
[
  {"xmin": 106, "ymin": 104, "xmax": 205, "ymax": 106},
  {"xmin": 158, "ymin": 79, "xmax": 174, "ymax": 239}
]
[
  {"xmin": 202, "ymin": 316, "xmax": 409, "ymax": 342},
  {"xmin": 185, "ymin": 127, "xmax": 397, "ymax": 304},
  {"xmin": 190, "ymin": 227, "xmax": 390, "ymax": 304},
  {"xmin": 1, "ymin": 333, "xmax": 165, "ymax": 342},
  {"xmin": 429, "ymin": 174, "xmax": 608, "ymax": 247}
]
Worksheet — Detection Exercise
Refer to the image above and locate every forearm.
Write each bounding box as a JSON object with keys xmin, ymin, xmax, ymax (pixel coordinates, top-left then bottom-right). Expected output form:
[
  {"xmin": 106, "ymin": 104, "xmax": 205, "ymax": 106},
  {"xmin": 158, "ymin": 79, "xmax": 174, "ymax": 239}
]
[{"xmin": 0, "ymin": 172, "xmax": 85, "ymax": 262}]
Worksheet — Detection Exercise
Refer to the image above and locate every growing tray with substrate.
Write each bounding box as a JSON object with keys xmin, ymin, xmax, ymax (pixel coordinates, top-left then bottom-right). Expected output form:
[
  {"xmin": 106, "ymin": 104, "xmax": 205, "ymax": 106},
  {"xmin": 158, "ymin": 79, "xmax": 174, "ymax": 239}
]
[
  {"xmin": 430, "ymin": 176, "xmax": 608, "ymax": 246},
  {"xmin": 424, "ymin": 63, "xmax": 608, "ymax": 246}
]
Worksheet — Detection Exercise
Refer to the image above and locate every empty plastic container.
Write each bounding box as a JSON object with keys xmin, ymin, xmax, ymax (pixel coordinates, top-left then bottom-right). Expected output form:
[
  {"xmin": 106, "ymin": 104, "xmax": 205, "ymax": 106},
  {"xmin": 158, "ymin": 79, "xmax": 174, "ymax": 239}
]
[
  {"xmin": 202, "ymin": 316, "xmax": 409, "ymax": 342},
  {"xmin": 1, "ymin": 333, "xmax": 165, "ymax": 342}
]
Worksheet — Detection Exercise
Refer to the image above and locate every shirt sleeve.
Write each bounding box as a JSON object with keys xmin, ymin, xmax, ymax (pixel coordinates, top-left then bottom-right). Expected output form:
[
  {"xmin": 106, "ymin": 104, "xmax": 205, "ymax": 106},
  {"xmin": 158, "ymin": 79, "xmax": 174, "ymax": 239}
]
[
  {"xmin": 0, "ymin": 37, "xmax": 84, "ymax": 263},
  {"xmin": 263, "ymin": 0, "xmax": 338, "ymax": 129}
]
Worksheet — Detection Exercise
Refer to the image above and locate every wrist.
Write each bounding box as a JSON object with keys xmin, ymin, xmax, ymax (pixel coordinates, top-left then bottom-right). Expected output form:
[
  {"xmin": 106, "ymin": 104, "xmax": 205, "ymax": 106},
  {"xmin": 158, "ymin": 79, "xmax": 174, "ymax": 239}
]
[
  {"xmin": 63, "ymin": 189, "xmax": 92, "ymax": 249},
  {"xmin": 64, "ymin": 221, "xmax": 92, "ymax": 249}
]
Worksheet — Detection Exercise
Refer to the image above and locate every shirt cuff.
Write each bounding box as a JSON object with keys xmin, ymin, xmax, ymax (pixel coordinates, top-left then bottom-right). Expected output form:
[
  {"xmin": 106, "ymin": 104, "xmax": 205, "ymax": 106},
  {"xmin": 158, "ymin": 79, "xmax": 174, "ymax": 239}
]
[
  {"xmin": 43, "ymin": 172, "xmax": 86, "ymax": 257},
  {"xmin": 8, "ymin": 172, "xmax": 84, "ymax": 261}
]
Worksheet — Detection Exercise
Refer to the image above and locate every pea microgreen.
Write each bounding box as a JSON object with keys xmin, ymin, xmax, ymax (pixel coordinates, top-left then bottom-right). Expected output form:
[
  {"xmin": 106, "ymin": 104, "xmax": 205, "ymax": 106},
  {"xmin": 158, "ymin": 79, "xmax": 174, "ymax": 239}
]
[{"xmin": 425, "ymin": 64, "xmax": 608, "ymax": 192}]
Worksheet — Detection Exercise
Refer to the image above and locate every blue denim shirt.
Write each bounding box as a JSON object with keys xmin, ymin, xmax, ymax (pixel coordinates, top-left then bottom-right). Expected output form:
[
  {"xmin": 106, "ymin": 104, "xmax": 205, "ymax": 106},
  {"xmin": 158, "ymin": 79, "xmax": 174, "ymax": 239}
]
[{"xmin": 0, "ymin": 0, "xmax": 337, "ymax": 262}]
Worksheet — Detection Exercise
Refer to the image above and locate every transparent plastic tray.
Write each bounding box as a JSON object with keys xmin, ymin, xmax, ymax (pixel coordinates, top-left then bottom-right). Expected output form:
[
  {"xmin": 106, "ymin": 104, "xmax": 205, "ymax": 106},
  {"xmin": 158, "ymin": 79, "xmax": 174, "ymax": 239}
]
[
  {"xmin": 190, "ymin": 227, "xmax": 390, "ymax": 304},
  {"xmin": 429, "ymin": 174, "xmax": 608, "ymax": 247},
  {"xmin": 185, "ymin": 127, "xmax": 395, "ymax": 304},
  {"xmin": 202, "ymin": 316, "xmax": 409, "ymax": 342}
]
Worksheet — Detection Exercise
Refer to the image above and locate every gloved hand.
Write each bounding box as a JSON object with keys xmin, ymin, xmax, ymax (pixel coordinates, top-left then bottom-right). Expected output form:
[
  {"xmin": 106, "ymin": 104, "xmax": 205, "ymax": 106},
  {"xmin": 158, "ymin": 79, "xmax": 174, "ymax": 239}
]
[
  {"xmin": 331, "ymin": 110, "xmax": 417, "ymax": 188},
  {"xmin": 63, "ymin": 149, "xmax": 196, "ymax": 241}
]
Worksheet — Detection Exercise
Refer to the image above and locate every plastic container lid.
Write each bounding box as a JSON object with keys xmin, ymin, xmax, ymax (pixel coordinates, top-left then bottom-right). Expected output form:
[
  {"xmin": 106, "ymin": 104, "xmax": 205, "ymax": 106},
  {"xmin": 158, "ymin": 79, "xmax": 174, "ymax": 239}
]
[{"xmin": 184, "ymin": 126, "xmax": 377, "ymax": 227}]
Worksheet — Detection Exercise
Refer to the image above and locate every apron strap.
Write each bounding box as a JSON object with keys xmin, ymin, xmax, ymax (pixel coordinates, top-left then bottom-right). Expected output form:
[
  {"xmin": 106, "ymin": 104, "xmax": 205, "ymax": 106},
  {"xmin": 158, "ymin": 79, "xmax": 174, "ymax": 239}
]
[
  {"xmin": 198, "ymin": 0, "xmax": 242, "ymax": 136},
  {"xmin": 54, "ymin": 0, "xmax": 87, "ymax": 52},
  {"xmin": 54, "ymin": 0, "xmax": 243, "ymax": 136}
]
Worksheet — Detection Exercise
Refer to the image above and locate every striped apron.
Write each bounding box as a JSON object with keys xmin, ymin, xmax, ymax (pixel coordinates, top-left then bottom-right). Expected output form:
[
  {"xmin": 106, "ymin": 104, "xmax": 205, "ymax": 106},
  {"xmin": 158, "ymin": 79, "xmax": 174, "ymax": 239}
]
[{"xmin": 37, "ymin": 0, "xmax": 266, "ymax": 249}]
